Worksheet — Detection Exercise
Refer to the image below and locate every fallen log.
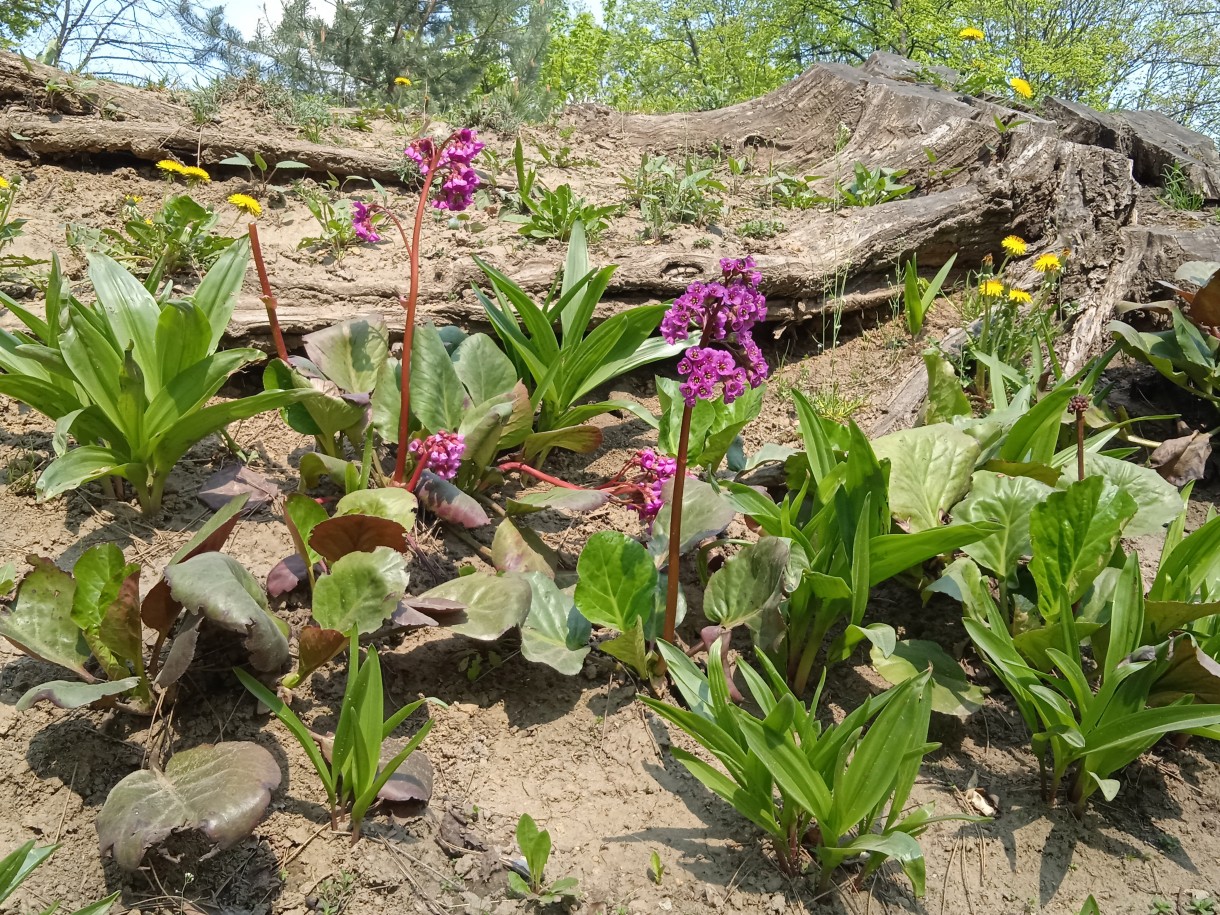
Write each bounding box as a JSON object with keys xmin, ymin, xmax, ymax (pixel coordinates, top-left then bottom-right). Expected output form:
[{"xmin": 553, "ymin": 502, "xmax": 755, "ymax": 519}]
[{"xmin": 0, "ymin": 112, "xmax": 415, "ymax": 186}]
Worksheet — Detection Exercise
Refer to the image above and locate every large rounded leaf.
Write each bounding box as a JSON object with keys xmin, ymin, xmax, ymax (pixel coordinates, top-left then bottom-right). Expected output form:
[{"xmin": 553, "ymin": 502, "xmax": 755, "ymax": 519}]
[
  {"xmin": 0, "ymin": 556, "xmax": 91, "ymax": 678},
  {"xmin": 1076, "ymin": 452, "xmax": 1181, "ymax": 537},
  {"xmin": 452, "ymin": 332, "xmax": 519, "ymax": 407},
  {"xmin": 420, "ymin": 573, "xmax": 532, "ymax": 640},
  {"xmin": 309, "ymin": 514, "xmax": 408, "ymax": 563},
  {"xmin": 492, "ymin": 519, "xmax": 556, "ymax": 577},
  {"xmin": 574, "ymin": 531, "xmax": 657, "ymax": 632},
  {"xmin": 98, "ymin": 742, "xmax": 281, "ymax": 871},
  {"xmin": 302, "ymin": 315, "xmax": 389, "ymax": 395},
  {"xmin": 518, "ymin": 573, "xmax": 591, "ymax": 675},
  {"xmin": 954, "ymin": 471, "xmax": 1053, "ymax": 582},
  {"xmin": 334, "ymin": 488, "xmax": 418, "ymax": 530},
  {"xmin": 506, "ymin": 486, "xmax": 610, "ymax": 516},
  {"xmin": 165, "ymin": 554, "xmax": 289, "ymax": 671},
  {"xmin": 870, "ymin": 640, "xmax": 986, "ymax": 719},
  {"xmin": 873, "ymin": 425, "xmax": 979, "ymax": 532},
  {"xmin": 311, "ymin": 547, "xmax": 409, "ymax": 635},
  {"xmin": 415, "ymin": 471, "xmax": 489, "ymax": 528},
  {"xmin": 703, "ymin": 538, "xmax": 791, "ymax": 630},
  {"xmin": 650, "ymin": 478, "xmax": 737, "ymax": 555}
]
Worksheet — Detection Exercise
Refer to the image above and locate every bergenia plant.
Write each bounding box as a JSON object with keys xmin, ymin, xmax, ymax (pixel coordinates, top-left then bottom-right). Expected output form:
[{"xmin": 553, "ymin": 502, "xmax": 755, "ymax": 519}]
[
  {"xmin": 659, "ymin": 257, "xmax": 769, "ymax": 640},
  {"xmin": 353, "ymin": 128, "xmax": 484, "ymax": 486}
]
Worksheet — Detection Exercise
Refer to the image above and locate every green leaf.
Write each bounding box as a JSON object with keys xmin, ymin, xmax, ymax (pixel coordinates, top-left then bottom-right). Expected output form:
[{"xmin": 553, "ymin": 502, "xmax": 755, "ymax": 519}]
[
  {"xmin": 520, "ymin": 424, "xmax": 602, "ymax": 466},
  {"xmin": 165, "ymin": 553, "xmax": 289, "ymax": 671},
  {"xmin": 600, "ymin": 617, "xmax": 652, "ymax": 678},
  {"xmin": 650, "ymin": 478, "xmax": 737, "ymax": 555},
  {"xmin": 16, "ymin": 677, "xmax": 141, "ymax": 711},
  {"xmin": 334, "ymin": 488, "xmax": 418, "ymax": 530},
  {"xmin": 36, "ymin": 447, "xmax": 141, "ymax": 502},
  {"xmin": 284, "ymin": 492, "xmax": 328, "ymax": 569},
  {"xmin": 451, "ymin": 332, "xmax": 519, "ymax": 406},
  {"xmin": 516, "ymin": 814, "xmax": 551, "ymax": 889},
  {"xmin": 86, "ymin": 254, "xmax": 163, "ymax": 398},
  {"xmin": 0, "ymin": 557, "xmax": 91, "ymax": 678},
  {"xmin": 868, "ymin": 522, "xmax": 998, "ymax": 585},
  {"xmin": 873, "ymin": 425, "xmax": 979, "ymax": 532},
  {"xmin": 1029, "ymin": 476, "xmax": 1137, "ymax": 622},
  {"xmin": 506, "ymin": 487, "xmax": 610, "ymax": 516},
  {"xmin": 419, "ymin": 572, "xmax": 532, "ymax": 640},
  {"xmin": 302, "ymin": 315, "xmax": 389, "ymax": 395},
  {"xmin": 312, "ymin": 547, "xmax": 410, "ymax": 635},
  {"xmin": 921, "ymin": 351, "xmax": 971, "ymax": 424},
  {"xmin": 1075, "ymin": 452, "xmax": 1181, "ymax": 537},
  {"xmin": 574, "ymin": 531, "xmax": 657, "ymax": 632},
  {"xmin": 704, "ymin": 538, "xmax": 791, "ymax": 630},
  {"xmin": 999, "ymin": 386, "xmax": 1075, "ymax": 465},
  {"xmin": 410, "ymin": 323, "xmax": 466, "ymax": 432},
  {"xmin": 518, "ymin": 573, "xmax": 591, "ymax": 675},
  {"xmin": 871, "ymin": 639, "xmax": 986, "ymax": 718},
  {"xmin": 955, "ymin": 471, "xmax": 1053, "ymax": 582}
]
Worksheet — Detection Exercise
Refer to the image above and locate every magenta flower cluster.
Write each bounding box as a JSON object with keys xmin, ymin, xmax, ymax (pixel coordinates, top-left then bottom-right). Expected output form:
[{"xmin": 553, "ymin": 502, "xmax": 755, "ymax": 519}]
[
  {"xmin": 633, "ymin": 448, "xmax": 678, "ymax": 521},
  {"xmin": 352, "ymin": 200, "xmax": 381, "ymax": 243},
  {"xmin": 404, "ymin": 128, "xmax": 484, "ymax": 212},
  {"xmin": 409, "ymin": 430, "xmax": 466, "ymax": 480},
  {"xmin": 661, "ymin": 257, "xmax": 769, "ymax": 406}
]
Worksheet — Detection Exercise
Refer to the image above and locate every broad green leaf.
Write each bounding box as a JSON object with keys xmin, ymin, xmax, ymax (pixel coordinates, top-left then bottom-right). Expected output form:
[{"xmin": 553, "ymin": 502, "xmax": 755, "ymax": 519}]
[
  {"xmin": 302, "ymin": 315, "xmax": 389, "ymax": 394},
  {"xmin": 1074, "ymin": 452, "xmax": 1180, "ymax": 537},
  {"xmin": 921, "ymin": 351, "xmax": 971, "ymax": 425},
  {"xmin": 97, "ymin": 741, "xmax": 281, "ymax": 871},
  {"xmin": 506, "ymin": 486, "xmax": 610, "ymax": 516},
  {"xmin": 955, "ymin": 471, "xmax": 1052, "ymax": 581},
  {"xmin": 410, "ymin": 322, "xmax": 466, "ymax": 432},
  {"xmin": 284, "ymin": 492, "xmax": 328, "ymax": 569},
  {"xmin": 518, "ymin": 573, "xmax": 591, "ymax": 675},
  {"xmin": 420, "ymin": 572, "xmax": 532, "ymax": 640},
  {"xmin": 86, "ymin": 254, "xmax": 163, "ymax": 397},
  {"xmin": 868, "ymin": 522, "xmax": 998, "ymax": 585},
  {"xmin": 334, "ymin": 488, "xmax": 418, "ymax": 530},
  {"xmin": 600, "ymin": 617, "xmax": 651, "ymax": 678},
  {"xmin": 516, "ymin": 814, "xmax": 551, "ymax": 888},
  {"xmin": 873, "ymin": 425, "xmax": 979, "ymax": 532},
  {"xmin": 574, "ymin": 531, "xmax": 657, "ymax": 631},
  {"xmin": 312, "ymin": 547, "xmax": 409, "ymax": 635},
  {"xmin": 704, "ymin": 538, "xmax": 791, "ymax": 630},
  {"xmin": 1029, "ymin": 476, "xmax": 1137, "ymax": 621},
  {"xmin": 165, "ymin": 553, "xmax": 289, "ymax": 671},
  {"xmin": 650, "ymin": 478, "xmax": 737, "ymax": 555},
  {"xmin": 0, "ymin": 557, "xmax": 90, "ymax": 677},
  {"xmin": 870, "ymin": 639, "xmax": 986, "ymax": 718},
  {"xmin": 451, "ymin": 332, "xmax": 518, "ymax": 406}
]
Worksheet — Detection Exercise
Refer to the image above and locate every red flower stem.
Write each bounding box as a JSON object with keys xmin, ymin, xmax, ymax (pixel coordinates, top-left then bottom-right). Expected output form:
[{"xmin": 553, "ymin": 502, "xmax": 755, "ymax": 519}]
[
  {"xmin": 248, "ymin": 223, "xmax": 290, "ymax": 363},
  {"xmin": 663, "ymin": 309, "xmax": 719, "ymax": 644},
  {"xmin": 663, "ymin": 402, "xmax": 694, "ymax": 643},
  {"xmin": 1076, "ymin": 411, "xmax": 1086, "ymax": 482},
  {"xmin": 406, "ymin": 450, "xmax": 429, "ymax": 492},
  {"xmin": 391, "ymin": 149, "xmax": 443, "ymax": 486},
  {"xmin": 498, "ymin": 462, "xmax": 583, "ymax": 489}
]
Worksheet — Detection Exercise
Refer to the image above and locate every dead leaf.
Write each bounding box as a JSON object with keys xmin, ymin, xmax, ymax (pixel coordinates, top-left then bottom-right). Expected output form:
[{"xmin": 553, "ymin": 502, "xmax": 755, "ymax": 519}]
[
  {"xmin": 1150, "ymin": 430, "xmax": 1211, "ymax": 487},
  {"xmin": 199, "ymin": 465, "xmax": 279, "ymax": 510}
]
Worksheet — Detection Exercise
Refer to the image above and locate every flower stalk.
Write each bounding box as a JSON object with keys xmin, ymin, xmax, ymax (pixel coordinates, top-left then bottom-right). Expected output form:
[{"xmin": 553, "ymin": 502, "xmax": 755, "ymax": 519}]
[
  {"xmin": 248, "ymin": 223, "xmax": 290, "ymax": 364},
  {"xmin": 353, "ymin": 129, "xmax": 483, "ymax": 487}
]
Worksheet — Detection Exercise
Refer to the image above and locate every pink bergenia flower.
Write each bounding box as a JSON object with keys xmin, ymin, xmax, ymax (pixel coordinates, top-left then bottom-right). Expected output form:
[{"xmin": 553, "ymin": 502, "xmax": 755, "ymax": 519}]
[
  {"xmin": 408, "ymin": 430, "xmax": 466, "ymax": 480},
  {"xmin": 662, "ymin": 257, "xmax": 769, "ymax": 406},
  {"xmin": 633, "ymin": 448, "xmax": 679, "ymax": 521},
  {"xmin": 403, "ymin": 128, "xmax": 484, "ymax": 213},
  {"xmin": 352, "ymin": 200, "xmax": 382, "ymax": 242}
]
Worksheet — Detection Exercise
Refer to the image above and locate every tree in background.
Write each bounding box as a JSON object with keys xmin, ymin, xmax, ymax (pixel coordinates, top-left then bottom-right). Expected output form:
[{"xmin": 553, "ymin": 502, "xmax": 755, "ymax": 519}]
[{"xmin": 0, "ymin": 0, "xmax": 51, "ymax": 47}]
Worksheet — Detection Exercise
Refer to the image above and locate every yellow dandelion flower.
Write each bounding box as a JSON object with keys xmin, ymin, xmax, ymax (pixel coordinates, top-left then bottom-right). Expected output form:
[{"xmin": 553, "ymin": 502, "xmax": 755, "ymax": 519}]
[
  {"xmin": 1001, "ymin": 234, "xmax": 1028, "ymax": 256},
  {"xmin": 0, "ymin": 176, "xmax": 9, "ymax": 190},
  {"xmin": 980, "ymin": 279, "xmax": 1005, "ymax": 297},
  {"xmin": 395, "ymin": 76, "xmax": 412, "ymax": 86},
  {"xmin": 1034, "ymin": 253, "xmax": 1061, "ymax": 273},
  {"xmin": 958, "ymin": 27, "xmax": 985, "ymax": 41},
  {"xmin": 1008, "ymin": 288, "xmax": 1032, "ymax": 303},
  {"xmin": 180, "ymin": 165, "xmax": 211, "ymax": 182},
  {"xmin": 156, "ymin": 159, "xmax": 185, "ymax": 175},
  {"xmin": 144, "ymin": 217, "xmax": 154, "ymax": 225},
  {"xmin": 1009, "ymin": 77, "xmax": 1033, "ymax": 100},
  {"xmin": 227, "ymin": 193, "xmax": 262, "ymax": 217},
  {"xmin": 125, "ymin": 194, "xmax": 142, "ymax": 203}
]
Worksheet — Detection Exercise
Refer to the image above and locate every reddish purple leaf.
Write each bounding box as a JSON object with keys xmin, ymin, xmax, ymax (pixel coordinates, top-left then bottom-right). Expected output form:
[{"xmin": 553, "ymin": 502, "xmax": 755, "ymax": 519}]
[
  {"xmin": 415, "ymin": 471, "xmax": 489, "ymax": 528},
  {"xmin": 267, "ymin": 554, "xmax": 309, "ymax": 598},
  {"xmin": 309, "ymin": 514, "xmax": 408, "ymax": 563}
]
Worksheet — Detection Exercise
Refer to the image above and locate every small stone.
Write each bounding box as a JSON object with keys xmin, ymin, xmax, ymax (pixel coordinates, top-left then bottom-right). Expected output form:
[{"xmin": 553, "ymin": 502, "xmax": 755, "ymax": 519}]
[{"xmin": 768, "ymin": 893, "xmax": 786, "ymax": 913}]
